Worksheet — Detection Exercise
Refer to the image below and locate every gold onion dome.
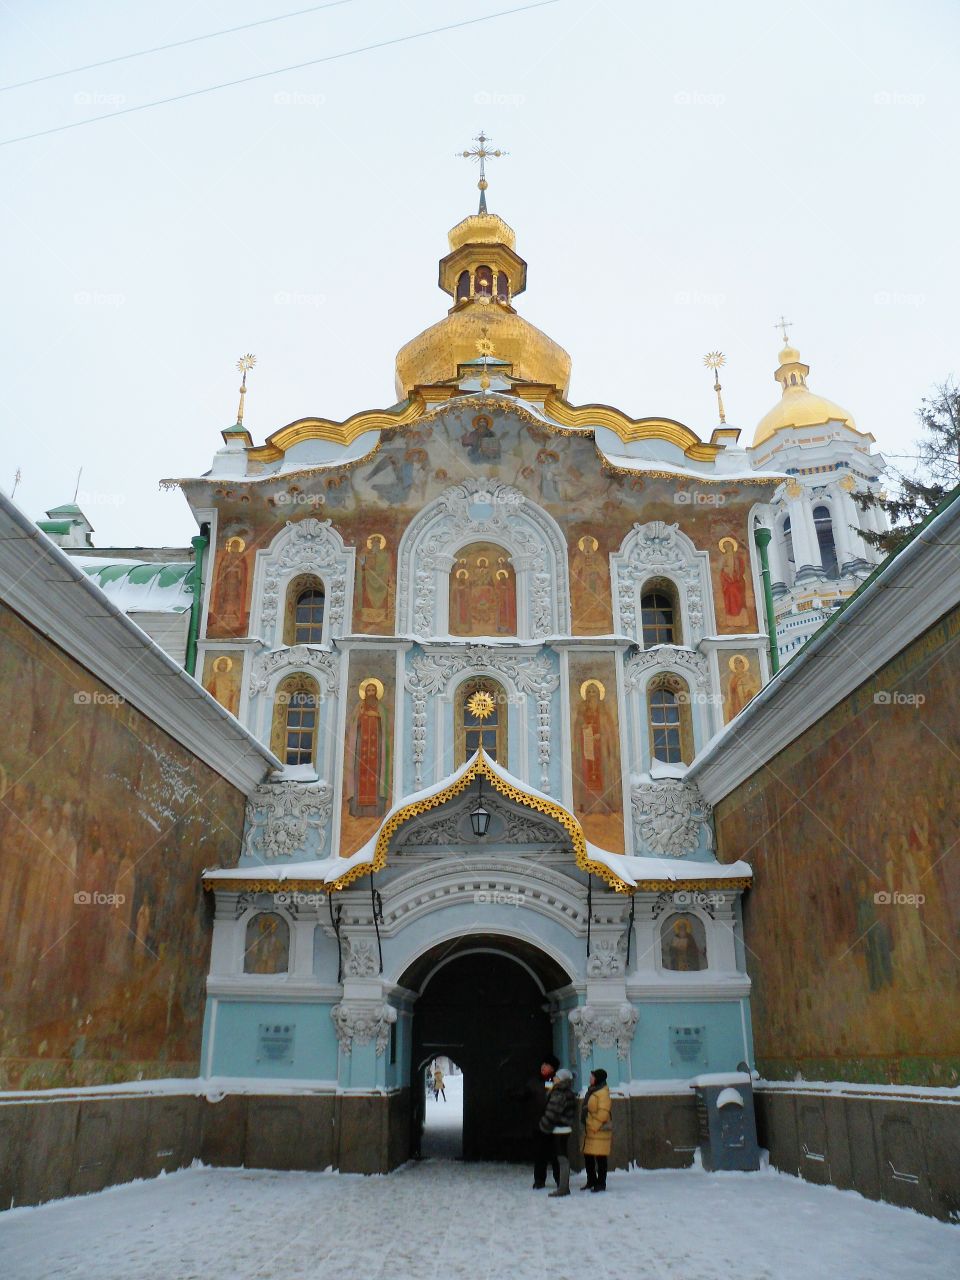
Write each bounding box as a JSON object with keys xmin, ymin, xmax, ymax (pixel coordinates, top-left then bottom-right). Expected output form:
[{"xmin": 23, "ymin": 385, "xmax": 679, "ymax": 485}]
[
  {"xmin": 752, "ymin": 341, "xmax": 856, "ymax": 447},
  {"xmin": 394, "ymin": 210, "xmax": 572, "ymax": 400}
]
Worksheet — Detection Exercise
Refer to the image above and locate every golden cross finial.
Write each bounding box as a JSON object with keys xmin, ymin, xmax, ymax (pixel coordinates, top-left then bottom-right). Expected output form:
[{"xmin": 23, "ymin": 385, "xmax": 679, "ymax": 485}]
[
  {"xmin": 774, "ymin": 315, "xmax": 793, "ymax": 344},
  {"xmin": 235, "ymin": 353, "xmax": 256, "ymax": 426},
  {"xmin": 459, "ymin": 131, "xmax": 507, "ymax": 212},
  {"xmin": 704, "ymin": 351, "xmax": 727, "ymax": 424}
]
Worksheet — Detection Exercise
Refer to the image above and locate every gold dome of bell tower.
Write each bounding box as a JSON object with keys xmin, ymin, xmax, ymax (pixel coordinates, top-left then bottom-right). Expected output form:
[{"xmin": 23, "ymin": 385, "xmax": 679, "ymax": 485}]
[{"xmin": 394, "ymin": 134, "xmax": 572, "ymax": 399}]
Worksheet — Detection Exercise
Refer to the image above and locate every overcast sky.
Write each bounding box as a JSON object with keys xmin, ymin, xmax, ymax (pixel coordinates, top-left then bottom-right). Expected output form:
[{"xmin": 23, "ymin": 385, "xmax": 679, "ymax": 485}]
[{"xmin": 2, "ymin": 0, "xmax": 957, "ymax": 547}]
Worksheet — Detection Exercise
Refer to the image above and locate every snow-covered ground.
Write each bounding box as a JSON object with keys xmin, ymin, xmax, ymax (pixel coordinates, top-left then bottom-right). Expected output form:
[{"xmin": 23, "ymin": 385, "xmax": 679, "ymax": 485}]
[{"xmin": 2, "ymin": 1147, "xmax": 958, "ymax": 1280}]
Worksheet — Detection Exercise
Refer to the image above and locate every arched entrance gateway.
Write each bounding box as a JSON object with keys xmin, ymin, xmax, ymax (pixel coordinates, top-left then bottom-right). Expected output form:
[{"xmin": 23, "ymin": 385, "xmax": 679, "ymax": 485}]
[
  {"xmin": 402, "ymin": 934, "xmax": 573, "ymax": 1162},
  {"xmin": 201, "ymin": 749, "xmax": 753, "ymax": 1175}
]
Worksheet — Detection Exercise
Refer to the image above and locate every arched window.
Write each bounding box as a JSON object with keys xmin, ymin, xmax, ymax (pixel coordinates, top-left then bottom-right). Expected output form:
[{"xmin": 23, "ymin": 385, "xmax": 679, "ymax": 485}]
[
  {"xmin": 813, "ymin": 505, "xmax": 839, "ymax": 579},
  {"xmin": 456, "ymin": 677, "xmax": 507, "ymax": 766},
  {"xmin": 647, "ymin": 674, "xmax": 694, "ymax": 765},
  {"xmin": 271, "ymin": 673, "xmax": 321, "ymax": 767},
  {"xmin": 282, "ymin": 574, "xmax": 325, "ymax": 646},
  {"xmin": 449, "ymin": 542, "xmax": 516, "ymax": 637},
  {"xmin": 496, "ymin": 271, "xmax": 509, "ymax": 301},
  {"xmin": 660, "ymin": 912, "xmax": 707, "ymax": 971},
  {"xmin": 456, "ymin": 270, "xmax": 470, "ymax": 302},
  {"xmin": 474, "ymin": 265, "xmax": 493, "ymax": 296},
  {"xmin": 640, "ymin": 580, "xmax": 680, "ymax": 647},
  {"xmin": 243, "ymin": 912, "xmax": 290, "ymax": 974}
]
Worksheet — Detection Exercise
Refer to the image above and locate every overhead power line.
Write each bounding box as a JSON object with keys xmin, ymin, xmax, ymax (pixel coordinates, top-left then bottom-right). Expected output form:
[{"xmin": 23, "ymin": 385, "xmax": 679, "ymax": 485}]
[
  {"xmin": 0, "ymin": 0, "xmax": 358, "ymax": 93},
  {"xmin": 0, "ymin": 1, "xmax": 561, "ymax": 148}
]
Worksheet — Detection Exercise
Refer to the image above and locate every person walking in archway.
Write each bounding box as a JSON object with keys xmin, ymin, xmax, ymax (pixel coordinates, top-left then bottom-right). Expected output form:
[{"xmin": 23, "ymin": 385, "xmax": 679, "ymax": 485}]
[
  {"xmin": 525, "ymin": 1055, "xmax": 560, "ymax": 1189},
  {"xmin": 580, "ymin": 1069, "xmax": 612, "ymax": 1192},
  {"xmin": 433, "ymin": 1065, "xmax": 446, "ymax": 1101},
  {"xmin": 540, "ymin": 1068, "xmax": 578, "ymax": 1197}
]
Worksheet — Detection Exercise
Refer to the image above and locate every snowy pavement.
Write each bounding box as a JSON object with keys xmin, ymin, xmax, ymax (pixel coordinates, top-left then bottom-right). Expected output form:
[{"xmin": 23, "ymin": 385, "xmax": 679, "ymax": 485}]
[{"xmin": 2, "ymin": 1152, "xmax": 958, "ymax": 1280}]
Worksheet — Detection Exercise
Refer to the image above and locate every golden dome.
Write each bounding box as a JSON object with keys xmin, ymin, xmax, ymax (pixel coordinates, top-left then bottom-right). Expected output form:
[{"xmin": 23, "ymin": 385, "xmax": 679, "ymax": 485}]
[
  {"xmin": 395, "ymin": 298, "xmax": 571, "ymax": 398},
  {"xmin": 394, "ymin": 208, "xmax": 571, "ymax": 399},
  {"xmin": 753, "ymin": 342, "xmax": 855, "ymax": 446}
]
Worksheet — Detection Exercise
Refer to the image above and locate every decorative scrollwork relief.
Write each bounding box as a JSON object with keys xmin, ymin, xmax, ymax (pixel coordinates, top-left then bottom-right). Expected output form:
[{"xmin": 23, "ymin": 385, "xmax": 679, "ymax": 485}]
[
  {"xmin": 248, "ymin": 645, "xmax": 340, "ymax": 698},
  {"xmin": 568, "ymin": 1002, "xmax": 638, "ymax": 1061},
  {"xmin": 624, "ymin": 645, "xmax": 709, "ymax": 691},
  {"xmin": 331, "ymin": 1001, "xmax": 396, "ymax": 1056},
  {"xmin": 630, "ymin": 781, "xmax": 713, "ymax": 859},
  {"xmin": 242, "ymin": 779, "xmax": 334, "ymax": 861}
]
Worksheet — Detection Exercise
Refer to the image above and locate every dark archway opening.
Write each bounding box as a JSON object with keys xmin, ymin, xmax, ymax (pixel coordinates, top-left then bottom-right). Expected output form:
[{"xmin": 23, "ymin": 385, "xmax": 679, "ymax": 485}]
[{"xmin": 403, "ymin": 936, "xmax": 571, "ymax": 1162}]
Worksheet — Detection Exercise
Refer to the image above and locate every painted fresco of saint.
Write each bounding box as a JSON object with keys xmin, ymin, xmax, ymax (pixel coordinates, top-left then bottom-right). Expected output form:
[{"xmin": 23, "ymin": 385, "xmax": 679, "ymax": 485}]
[
  {"xmin": 718, "ymin": 536, "xmax": 748, "ymax": 624},
  {"xmin": 357, "ymin": 534, "xmax": 392, "ymax": 628},
  {"xmin": 212, "ymin": 537, "xmax": 248, "ymax": 634},
  {"xmin": 460, "ymin": 413, "xmax": 501, "ymax": 464},
  {"xmin": 571, "ymin": 535, "xmax": 610, "ymax": 631},
  {"xmin": 495, "ymin": 565, "xmax": 516, "ymax": 634},
  {"xmin": 726, "ymin": 654, "xmax": 761, "ymax": 719},
  {"xmin": 664, "ymin": 916, "xmax": 706, "ymax": 971},
  {"xmin": 204, "ymin": 655, "xmax": 240, "ymax": 716},
  {"xmin": 346, "ymin": 679, "xmax": 389, "ymax": 818},
  {"xmin": 572, "ymin": 680, "xmax": 618, "ymax": 815},
  {"xmin": 448, "ymin": 545, "xmax": 516, "ymax": 637}
]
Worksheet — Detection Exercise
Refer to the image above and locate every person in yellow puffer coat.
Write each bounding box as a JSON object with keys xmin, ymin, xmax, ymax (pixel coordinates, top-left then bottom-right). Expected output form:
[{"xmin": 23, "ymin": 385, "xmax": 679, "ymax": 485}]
[{"xmin": 580, "ymin": 1069, "xmax": 612, "ymax": 1192}]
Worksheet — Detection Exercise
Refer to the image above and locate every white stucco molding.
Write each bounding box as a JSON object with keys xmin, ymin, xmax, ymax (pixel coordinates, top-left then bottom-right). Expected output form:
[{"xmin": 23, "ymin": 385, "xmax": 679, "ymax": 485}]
[
  {"xmin": 611, "ymin": 520, "xmax": 716, "ymax": 645},
  {"xmin": 396, "ymin": 479, "xmax": 571, "ymax": 639},
  {"xmin": 249, "ymin": 517, "xmax": 355, "ymax": 648}
]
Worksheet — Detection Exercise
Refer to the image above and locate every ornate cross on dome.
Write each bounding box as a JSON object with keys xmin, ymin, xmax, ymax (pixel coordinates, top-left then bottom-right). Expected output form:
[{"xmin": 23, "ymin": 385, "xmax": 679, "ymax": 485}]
[
  {"xmin": 774, "ymin": 315, "xmax": 793, "ymax": 343},
  {"xmin": 459, "ymin": 131, "xmax": 507, "ymax": 213}
]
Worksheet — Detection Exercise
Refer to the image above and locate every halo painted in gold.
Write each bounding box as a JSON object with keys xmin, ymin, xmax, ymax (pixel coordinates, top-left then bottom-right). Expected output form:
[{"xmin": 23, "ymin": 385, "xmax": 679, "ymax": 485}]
[
  {"xmin": 728, "ymin": 654, "xmax": 750, "ymax": 673},
  {"xmin": 580, "ymin": 679, "xmax": 605, "ymax": 701},
  {"xmin": 578, "ymin": 534, "xmax": 598, "ymax": 553},
  {"xmin": 718, "ymin": 536, "xmax": 739, "ymax": 554},
  {"xmin": 359, "ymin": 676, "xmax": 385, "ymax": 700},
  {"xmin": 225, "ymin": 536, "xmax": 246, "ymax": 553}
]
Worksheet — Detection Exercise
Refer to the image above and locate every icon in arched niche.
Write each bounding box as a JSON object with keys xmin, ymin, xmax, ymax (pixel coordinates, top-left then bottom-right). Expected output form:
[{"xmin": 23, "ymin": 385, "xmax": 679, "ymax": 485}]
[
  {"xmin": 243, "ymin": 912, "xmax": 290, "ymax": 975},
  {"xmin": 449, "ymin": 542, "xmax": 516, "ymax": 636},
  {"xmin": 661, "ymin": 912, "xmax": 707, "ymax": 972}
]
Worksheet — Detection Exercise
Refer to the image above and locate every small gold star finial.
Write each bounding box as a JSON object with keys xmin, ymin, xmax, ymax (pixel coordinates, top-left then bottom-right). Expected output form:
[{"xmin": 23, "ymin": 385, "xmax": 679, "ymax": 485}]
[
  {"xmin": 459, "ymin": 131, "xmax": 507, "ymax": 213},
  {"xmin": 774, "ymin": 315, "xmax": 793, "ymax": 344},
  {"xmin": 235, "ymin": 353, "xmax": 256, "ymax": 426},
  {"xmin": 704, "ymin": 351, "xmax": 727, "ymax": 424},
  {"xmin": 466, "ymin": 690, "xmax": 496, "ymax": 721}
]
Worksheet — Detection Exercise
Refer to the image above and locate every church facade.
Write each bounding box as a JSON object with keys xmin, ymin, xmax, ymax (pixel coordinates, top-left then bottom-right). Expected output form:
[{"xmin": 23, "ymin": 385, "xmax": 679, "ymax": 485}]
[{"xmin": 164, "ymin": 199, "xmax": 793, "ymax": 1163}]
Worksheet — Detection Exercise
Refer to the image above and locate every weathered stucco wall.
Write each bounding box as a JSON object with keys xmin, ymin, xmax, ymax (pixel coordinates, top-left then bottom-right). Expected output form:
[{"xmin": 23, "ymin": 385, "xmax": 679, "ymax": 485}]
[
  {"xmin": 0, "ymin": 602, "xmax": 246, "ymax": 1089},
  {"xmin": 715, "ymin": 603, "xmax": 960, "ymax": 1085}
]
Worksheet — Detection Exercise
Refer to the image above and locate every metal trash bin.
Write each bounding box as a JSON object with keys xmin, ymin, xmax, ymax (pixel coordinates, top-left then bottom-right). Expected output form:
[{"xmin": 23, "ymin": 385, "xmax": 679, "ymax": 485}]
[{"xmin": 691, "ymin": 1071, "xmax": 760, "ymax": 1172}]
